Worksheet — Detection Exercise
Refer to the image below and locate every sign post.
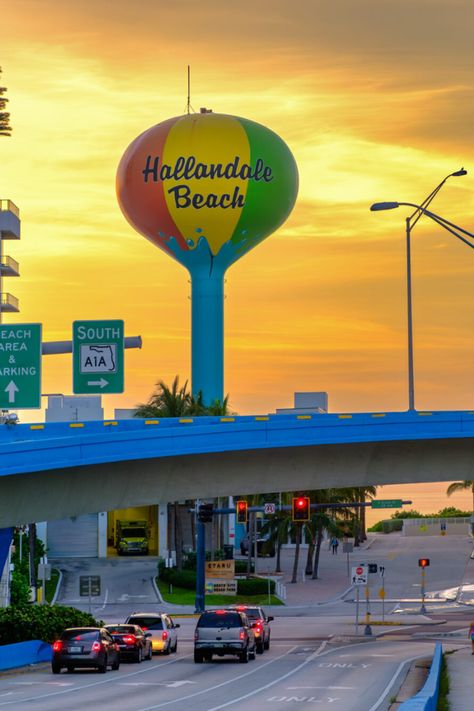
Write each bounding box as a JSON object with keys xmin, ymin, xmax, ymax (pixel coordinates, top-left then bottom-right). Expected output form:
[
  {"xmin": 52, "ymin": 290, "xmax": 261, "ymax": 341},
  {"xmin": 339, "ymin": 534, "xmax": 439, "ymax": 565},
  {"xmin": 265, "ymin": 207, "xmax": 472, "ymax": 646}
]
[
  {"xmin": 79, "ymin": 575, "xmax": 101, "ymax": 615},
  {"xmin": 0, "ymin": 323, "xmax": 42, "ymax": 409},
  {"xmin": 73, "ymin": 320, "xmax": 124, "ymax": 394}
]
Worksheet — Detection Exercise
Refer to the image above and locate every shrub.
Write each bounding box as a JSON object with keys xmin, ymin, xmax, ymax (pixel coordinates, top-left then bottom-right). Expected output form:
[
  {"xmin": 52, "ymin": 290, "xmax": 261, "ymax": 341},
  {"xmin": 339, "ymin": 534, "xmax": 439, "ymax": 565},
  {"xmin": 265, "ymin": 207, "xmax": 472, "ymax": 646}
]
[
  {"xmin": 0, "ymin": 605, "xmax": 103, "ymax": 645},
  {"xmin": 158, "ymin": 564, "xmax": 274, "ymax": 595}
]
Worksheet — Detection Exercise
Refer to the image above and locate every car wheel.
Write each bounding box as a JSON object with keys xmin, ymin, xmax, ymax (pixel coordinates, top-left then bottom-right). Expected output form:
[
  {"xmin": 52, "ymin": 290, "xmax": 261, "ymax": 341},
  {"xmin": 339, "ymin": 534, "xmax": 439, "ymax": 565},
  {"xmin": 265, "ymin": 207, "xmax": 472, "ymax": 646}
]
[
  {"xmin": 256, "ymin": 642, "xmax": 264, "ymax": 654},
  {"xmin": 264, "ymin": 637, "xmax": 270, "ymax": 651},
  {"xmin": 249, "ymin": 646, "xmax": 256, "ymax": 660},
  {"xmin": 205, "ymin": 652, "xmax": 212, "ymax": 662},
  {"xmin": 98, "ymin": 657, "xmax": 107, "ymax": 674},
  {"xmin": 146, "ymin": 645, "xmax": 153, "ymax": 660},
  {"xmin": 51, "ymin": 663, "xmax": 61, "ymax": 674},
  {"xmin": 173, "ymin": 639, "xmax": 178, "ymax": 653},
  {"xmin": 194, "ymin": 650, "xmax": 204, "ymax": 663},
  {"xmin": 134, "ymin": 647, "xmax": 142, "ymax": 663},
  {"xmin": 239, "ymin": 647, "xmax": 249, "ymax": 663},
  {"xmin": 163, "ymin": 642, "xmax": 171, "ymax": 655}
]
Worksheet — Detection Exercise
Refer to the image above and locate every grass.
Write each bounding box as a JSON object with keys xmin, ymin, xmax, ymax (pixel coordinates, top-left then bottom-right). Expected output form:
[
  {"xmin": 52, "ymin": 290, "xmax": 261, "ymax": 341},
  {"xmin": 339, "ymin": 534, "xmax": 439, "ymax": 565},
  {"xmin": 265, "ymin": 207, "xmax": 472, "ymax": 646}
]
[
  {"xmin": 156, "ymin": 579, "xmax": 283, "ymax": 606},
  {"xmin": 437, "ymin": 654, "xmax": 450, "ymax": 711}
]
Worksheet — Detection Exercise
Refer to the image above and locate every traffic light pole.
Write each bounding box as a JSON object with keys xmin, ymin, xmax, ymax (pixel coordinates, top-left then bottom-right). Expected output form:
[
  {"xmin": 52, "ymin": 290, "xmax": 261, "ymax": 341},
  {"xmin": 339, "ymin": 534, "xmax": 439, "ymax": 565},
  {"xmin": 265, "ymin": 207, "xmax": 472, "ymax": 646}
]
[
  {"xmin": 195, "ymin": 520, "xmax": 206, "ymax": 613},
  {"xmin": 420, "ymin": 567, "xmax": 427, "ymax": 614}
]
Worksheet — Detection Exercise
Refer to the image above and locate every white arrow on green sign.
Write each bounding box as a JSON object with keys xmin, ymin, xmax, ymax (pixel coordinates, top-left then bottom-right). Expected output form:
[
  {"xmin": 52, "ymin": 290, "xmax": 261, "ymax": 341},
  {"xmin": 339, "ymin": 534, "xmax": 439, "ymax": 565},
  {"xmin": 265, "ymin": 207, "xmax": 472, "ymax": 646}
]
[
  {"xmin": 0, "ymin": 323, "xmax": 42, "ymax": 409},
  {"xmin": 73, "ymin": 319, "xmax": 124, "ymax": 394}
]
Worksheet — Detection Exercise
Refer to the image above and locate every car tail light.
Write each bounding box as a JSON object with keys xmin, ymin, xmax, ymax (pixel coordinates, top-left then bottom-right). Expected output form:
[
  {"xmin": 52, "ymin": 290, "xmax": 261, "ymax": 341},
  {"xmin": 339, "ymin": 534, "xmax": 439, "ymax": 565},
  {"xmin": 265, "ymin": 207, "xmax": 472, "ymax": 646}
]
[
  {"xmin": 162, "ymin": 631, "xmax": 168, "ymax": 641},
  {"xmin": 239, "ymin": 630, "xmax": 245, "ymax": 640},
  {"xmin": 52, "ymin": 640, "xmax": 62, "ymax": 652},
  {"xmin": 255, "ymin": 622, "xmax": 262, "ymax": 631},
  {"xmin": 141, "ymin": 626, "xmax": 148, "ymax": 631},
  {"xmin": 91, "ymin": 641, "xmax": 102, "ymax": 652},
  {"xmin": 123, "ymin": 635, "xmax": 136, "ymax": 645}
]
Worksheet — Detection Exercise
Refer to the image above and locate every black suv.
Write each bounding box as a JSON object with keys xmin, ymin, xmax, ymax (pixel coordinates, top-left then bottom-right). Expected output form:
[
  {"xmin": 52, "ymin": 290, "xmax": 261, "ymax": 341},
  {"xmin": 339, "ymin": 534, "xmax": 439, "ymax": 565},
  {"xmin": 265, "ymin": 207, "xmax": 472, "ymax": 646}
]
[
  {"xmin": 228, "ymin": 606, "xmax": 273, "ymax": 653},
  {"xmin": 194, "ymin": 609, "xmax": 256, "ymax": 663}
]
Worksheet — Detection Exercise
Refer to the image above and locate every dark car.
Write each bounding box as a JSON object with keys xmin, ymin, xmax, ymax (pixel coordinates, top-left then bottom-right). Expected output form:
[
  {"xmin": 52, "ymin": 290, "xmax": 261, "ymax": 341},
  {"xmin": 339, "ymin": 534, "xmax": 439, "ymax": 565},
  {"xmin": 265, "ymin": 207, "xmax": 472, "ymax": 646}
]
[
  {"xmin": 240, "ymin": 533, "xmax": 275, "ymax": 557},
  {"xmin": 125, "ymin": 613, "xmax": 179, "ymax": 654},
  {"xmin": 194, "ymin": 609, "xmax": 256, "ymax": 663},
  {"xmin": 228, "ymin": 606, "xmax": 273, "ymax": 653},
  {"xmin": 104, "ymin": 624, "xmax": 152, "ymax": 662},
  {"xmin": 51, "ymin": 627, "xmax": 120, "ymax": 674}
]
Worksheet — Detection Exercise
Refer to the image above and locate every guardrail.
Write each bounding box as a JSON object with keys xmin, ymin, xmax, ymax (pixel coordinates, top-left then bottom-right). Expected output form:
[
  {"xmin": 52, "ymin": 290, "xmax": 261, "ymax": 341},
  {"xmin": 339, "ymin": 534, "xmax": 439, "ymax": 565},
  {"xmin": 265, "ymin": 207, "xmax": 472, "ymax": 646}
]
[
  {"xmin": 0, "ymin": 640, "xmax": 52, "ymax": 671},
  {"xmin": 398, "ymin": 642, "xmax": 443, "ymax": 710}
]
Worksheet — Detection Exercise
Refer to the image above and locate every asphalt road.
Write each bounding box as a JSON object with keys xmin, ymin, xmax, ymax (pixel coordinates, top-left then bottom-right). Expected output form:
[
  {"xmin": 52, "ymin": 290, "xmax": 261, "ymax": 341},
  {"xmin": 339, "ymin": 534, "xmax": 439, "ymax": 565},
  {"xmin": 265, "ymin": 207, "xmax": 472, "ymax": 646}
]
[{"xmin": 0, "ymin": 634, "xmax": 461, "ymax": 711}]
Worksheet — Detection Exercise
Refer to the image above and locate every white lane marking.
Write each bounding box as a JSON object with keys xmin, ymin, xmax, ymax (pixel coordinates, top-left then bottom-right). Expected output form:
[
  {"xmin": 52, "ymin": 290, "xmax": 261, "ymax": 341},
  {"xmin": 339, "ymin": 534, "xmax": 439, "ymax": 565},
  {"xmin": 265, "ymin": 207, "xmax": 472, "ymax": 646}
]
[
  {"xmin": 287, "ymin": 686, "xmax": 355, "ymax": 690},
  {"xmin": 97, "ymin": 588, "xmax": 109, "ymax": 611},
  {"xmin": 121, "ymin": 681, "xmax": 196, "ymax": 688},
  {"xmin": 0, "ymin": 654, "xmax": 190, "ymax": 706},
  {"xmin": 135, "ymin": 644, "xmax": 300, "ymax": 711},
  {"xmin": 366, "ymin": 653, "xmax": 433, "ymax": 711},
  {"xmin": 370, "ymin": 654, "xmax": 396, "ymax": 657},
  {"xmin": 207, "ymin": 642, "xmax": 329, "ymax": 711},
  {"xmin": 0, "ymin": 695, "xmax": 12, "ymax": 699}
]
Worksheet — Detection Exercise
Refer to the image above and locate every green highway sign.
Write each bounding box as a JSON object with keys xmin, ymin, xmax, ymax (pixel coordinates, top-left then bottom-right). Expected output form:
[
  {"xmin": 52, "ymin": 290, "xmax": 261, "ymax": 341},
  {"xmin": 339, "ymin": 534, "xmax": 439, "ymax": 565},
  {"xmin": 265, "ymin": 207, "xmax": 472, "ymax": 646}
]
[
  {"xmin": 73, "ymin": 319, "xmax": 124, "ymax": 394},
  {"xmin": 371, "ymin": 499, "xmax": 403, "ymax": 509},
  {"xmin": 0, "ymin": 323, "xmax": 42, "ymax": 409}
]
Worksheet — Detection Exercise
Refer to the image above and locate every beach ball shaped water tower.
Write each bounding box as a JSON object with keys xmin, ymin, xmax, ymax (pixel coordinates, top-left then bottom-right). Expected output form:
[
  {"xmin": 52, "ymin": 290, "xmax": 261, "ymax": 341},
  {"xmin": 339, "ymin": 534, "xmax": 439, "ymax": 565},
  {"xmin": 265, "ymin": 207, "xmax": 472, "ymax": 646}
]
[{"xmin": 116, "ymin": 110, "xmax": 298, "ymax": 405}]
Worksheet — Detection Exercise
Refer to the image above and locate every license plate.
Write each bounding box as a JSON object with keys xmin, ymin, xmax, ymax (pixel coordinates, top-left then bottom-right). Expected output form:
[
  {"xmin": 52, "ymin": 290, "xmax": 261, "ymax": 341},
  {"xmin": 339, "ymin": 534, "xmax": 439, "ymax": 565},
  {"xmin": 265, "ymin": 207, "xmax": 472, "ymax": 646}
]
[{"xmin": 67, "ymin": 646, "xmax": 82, "ymax": 653}]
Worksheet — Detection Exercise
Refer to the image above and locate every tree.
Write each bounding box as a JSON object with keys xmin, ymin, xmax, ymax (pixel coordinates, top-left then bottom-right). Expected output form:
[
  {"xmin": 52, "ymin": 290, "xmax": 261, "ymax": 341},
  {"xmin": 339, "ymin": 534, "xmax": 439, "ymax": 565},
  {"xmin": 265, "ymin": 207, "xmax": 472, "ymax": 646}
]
[
  {"xmin": 135, "ymin": 376, "xmax": 231, "ymax": 569},
  {"xmin": 0, "ymin": 67, "xmax": 12, "ymax": 137},
  {"xmin": 446, "ymin": 480, "xmax": 474, "ymax": 512}
]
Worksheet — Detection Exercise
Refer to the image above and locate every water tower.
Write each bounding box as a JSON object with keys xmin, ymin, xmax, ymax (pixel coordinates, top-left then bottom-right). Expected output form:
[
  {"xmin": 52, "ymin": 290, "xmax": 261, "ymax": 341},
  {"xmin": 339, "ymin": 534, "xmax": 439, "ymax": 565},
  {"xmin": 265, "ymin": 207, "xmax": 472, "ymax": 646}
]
[{"xmin": 117, "ymin": 111, "xmax": 298, "ymax": 404}]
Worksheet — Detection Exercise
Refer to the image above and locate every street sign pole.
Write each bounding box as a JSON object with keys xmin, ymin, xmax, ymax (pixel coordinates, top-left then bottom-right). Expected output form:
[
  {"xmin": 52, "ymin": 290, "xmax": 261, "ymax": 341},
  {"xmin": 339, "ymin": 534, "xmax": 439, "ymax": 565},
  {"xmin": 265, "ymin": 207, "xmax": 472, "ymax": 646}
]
[
  {"xmin": 355, "ymin": 586, "xmax": 360, "ymax": 635},
  {"xmin": 364, "ymin": 579, "xmax": 372, "ymax": 636}
]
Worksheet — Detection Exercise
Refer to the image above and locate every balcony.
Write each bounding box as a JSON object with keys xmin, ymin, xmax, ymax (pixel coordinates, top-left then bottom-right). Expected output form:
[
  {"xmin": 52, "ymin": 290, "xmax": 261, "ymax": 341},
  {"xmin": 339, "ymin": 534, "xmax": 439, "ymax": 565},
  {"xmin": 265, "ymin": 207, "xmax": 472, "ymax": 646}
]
[
  {"xmin": 0, "ymin": 292, "xmax": 19, "ymax": 312},
  {"xmin": 0, "ymin": 200, "xmax": 20, "ymax": 239},
  {"xmin": 0, "ymin": 255, "xmax": 19, "ymax": 277}
]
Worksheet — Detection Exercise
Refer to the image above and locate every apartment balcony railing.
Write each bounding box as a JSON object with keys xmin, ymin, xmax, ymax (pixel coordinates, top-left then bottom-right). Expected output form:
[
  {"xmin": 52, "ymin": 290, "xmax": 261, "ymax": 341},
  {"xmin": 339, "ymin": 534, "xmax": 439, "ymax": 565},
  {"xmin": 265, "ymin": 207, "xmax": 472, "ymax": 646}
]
[
  {"xmin": 0, "ymin": 292, "xmax": 20, "ymax": 312},
  {"xmin": 0, "ymin": 255, "xmax": 20, "ymax": 276}
]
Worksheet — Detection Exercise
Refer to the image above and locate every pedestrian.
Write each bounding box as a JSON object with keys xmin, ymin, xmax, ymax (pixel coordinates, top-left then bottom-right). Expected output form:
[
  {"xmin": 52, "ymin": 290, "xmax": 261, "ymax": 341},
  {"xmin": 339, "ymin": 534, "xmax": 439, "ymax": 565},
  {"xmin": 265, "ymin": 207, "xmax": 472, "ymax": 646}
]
[
  {"xmin": 331, "ymin": 537, "xmax": 339, "ymax": 555},
  {"xmin": 469, "ymin": 620, "xmax": 474, "ymax": 655}
]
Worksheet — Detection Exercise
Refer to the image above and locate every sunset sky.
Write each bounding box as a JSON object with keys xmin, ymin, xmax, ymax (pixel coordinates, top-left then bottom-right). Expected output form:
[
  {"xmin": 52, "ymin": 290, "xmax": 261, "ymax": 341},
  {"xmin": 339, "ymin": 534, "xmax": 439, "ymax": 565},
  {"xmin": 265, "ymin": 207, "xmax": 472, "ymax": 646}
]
[{"xmin": 1, "ymin": 1, "xmax": 473, "ymax": 515}]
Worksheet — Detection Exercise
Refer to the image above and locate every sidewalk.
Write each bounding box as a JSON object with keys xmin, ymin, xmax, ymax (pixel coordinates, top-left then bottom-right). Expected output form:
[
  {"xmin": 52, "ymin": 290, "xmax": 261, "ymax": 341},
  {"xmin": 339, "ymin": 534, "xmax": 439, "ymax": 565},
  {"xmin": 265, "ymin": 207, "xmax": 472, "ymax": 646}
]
[
  {"xmin": 265, "ymin": 536, "xmax": 375, "ymax": 607},
  {"xmin": 446, "ymin": 644, "xmax": 474, "ymax": 710}
]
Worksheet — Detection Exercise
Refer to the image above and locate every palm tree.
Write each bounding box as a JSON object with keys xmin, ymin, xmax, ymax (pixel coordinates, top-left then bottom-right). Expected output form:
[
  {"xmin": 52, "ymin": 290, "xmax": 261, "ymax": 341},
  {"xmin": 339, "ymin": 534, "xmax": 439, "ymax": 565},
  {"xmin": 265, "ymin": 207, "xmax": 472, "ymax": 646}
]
[
  {"xmin": 447, "ymin": 480, "xmax": 474, "ymax": 512},
  {"xmin": 135, "ymin": 376, "xmax": 231, "ymax": 569},
  {"xmin": 0, "ymin": 67, "xmax": 12, "ymax": 137}
]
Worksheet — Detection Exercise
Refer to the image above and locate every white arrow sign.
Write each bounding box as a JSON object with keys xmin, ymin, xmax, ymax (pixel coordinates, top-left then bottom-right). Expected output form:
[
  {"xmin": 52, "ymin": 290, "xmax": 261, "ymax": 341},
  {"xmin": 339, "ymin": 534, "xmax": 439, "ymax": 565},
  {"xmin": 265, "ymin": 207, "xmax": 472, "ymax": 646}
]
[
  {"xmin": 86, "ymin": 378, "xmax": 109, "ymax": 388},
  {"xmin": 4, "ymin": 381, "xmax": 19, "ymax": 403}
]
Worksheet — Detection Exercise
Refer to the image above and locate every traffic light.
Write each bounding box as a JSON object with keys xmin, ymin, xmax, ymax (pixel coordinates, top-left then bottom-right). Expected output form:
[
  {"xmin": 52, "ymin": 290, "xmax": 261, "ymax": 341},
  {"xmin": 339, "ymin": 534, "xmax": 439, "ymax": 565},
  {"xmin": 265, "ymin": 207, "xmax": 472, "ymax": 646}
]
[
  {"xmin": 292, "ymin": 496, "xmax": 310, "ymax": 522},
  {"xmin": 197, "ymin": 503, "xmax": 213, "ymax": 523},
  {"xmin": 418, "ymin": 558, "xmax": 430, "ymax": 568},
  {"xmin": 236, "ymin": 500, "xmax": 248, "ymax": 524}
]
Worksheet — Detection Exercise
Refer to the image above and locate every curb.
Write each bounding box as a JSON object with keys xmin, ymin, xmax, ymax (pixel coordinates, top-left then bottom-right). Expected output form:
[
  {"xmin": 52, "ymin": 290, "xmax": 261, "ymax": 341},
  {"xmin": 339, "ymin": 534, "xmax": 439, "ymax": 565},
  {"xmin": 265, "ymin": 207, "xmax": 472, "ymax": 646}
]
[{"xmin": 50, "ymin": 569, "xmax": 63, "ymax": 606}]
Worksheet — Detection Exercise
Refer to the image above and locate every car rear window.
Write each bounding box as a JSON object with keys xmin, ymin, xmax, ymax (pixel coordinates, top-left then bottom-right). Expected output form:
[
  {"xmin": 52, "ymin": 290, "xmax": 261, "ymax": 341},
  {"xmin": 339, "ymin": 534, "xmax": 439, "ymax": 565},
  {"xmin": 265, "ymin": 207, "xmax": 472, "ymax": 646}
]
[
  {"xmin": 122, "ymin": 527, "xmax": 146, "ymax": 537},
  {"xmin": 242, "ymin": 609, "xmax": 260, "ymax": 620},
  {"xmin": 128, "ymin": 616, "xmax": 163, "ymax": 630},
  {"xmin": 106, "ymin": 625, "xmax": 136, "ymax": 634},
  {"xmin": 197, "ymin": 612, "xmax": 242, "ymax": 628},
  {"xmin": 61, "ymin": 630, "xmax": 99, "ymax": 641}
]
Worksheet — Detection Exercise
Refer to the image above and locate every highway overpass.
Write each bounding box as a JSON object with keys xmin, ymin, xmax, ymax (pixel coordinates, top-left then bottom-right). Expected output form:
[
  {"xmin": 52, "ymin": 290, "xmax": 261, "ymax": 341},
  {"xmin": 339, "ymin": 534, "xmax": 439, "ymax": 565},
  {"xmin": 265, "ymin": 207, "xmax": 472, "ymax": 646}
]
[{"xmin": 0, "ymin": 410, "xmax": 473, "ymax": 526}]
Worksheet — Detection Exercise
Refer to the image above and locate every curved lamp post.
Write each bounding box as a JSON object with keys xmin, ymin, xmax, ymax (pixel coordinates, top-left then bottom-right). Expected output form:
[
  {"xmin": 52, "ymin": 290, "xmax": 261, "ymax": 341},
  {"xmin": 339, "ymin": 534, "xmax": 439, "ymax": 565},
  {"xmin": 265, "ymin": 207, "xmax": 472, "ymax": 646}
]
[{"xmin": 370, "ymin": 170, "xmax": 473, "ymax": 411}]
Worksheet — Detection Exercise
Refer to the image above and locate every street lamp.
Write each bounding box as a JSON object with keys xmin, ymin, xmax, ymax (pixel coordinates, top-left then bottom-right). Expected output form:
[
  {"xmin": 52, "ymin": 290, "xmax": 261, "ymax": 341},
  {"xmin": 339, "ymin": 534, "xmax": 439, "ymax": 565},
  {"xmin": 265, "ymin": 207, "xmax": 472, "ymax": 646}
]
[{"xmin": 370, "ymin": 169, "xmax": 472, "ymax": 410}]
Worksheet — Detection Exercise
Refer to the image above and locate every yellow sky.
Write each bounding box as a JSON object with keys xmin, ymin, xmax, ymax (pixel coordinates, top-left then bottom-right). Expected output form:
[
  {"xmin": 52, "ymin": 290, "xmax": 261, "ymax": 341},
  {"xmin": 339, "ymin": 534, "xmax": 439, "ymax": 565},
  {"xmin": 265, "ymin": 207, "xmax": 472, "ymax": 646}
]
[{"xmin": 1, "ymin": 0, "xmax": 473, "ymax": 439}]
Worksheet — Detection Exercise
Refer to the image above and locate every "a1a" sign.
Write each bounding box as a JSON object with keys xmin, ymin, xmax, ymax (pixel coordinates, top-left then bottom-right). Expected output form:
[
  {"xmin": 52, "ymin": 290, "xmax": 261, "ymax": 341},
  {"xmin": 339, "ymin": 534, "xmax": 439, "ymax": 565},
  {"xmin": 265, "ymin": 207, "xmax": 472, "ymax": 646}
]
[{"xmin": 73, "ymin": 320, "xmax": 124, "ymax": 394}]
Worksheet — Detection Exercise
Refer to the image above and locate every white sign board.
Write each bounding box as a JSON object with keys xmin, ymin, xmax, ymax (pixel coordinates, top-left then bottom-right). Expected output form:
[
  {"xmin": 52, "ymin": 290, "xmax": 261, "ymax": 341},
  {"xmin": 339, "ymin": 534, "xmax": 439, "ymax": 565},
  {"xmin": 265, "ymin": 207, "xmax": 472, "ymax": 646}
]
[
  {"xmin": 351, "ymin": 564, "xmax": 367, "ymax": 586},
  {"xmin": 205, "ymin": 580, "xmax": 237, "ymax": 595}
]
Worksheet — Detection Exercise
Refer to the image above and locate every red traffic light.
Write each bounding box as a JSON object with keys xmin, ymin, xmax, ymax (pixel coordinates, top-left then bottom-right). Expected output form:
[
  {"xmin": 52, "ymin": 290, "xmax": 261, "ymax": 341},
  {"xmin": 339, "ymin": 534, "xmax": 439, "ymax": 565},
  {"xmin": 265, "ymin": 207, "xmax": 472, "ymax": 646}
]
[
  {"xmin": 418, "ymin": 558, "xmax": 430, "ymax": 568},
  {"xmin": 292, "ymin": 496, "xmax": 310, "ymax": 522},
  {"xmin": 236, "ymin": 500, "xmax": 248, "ymax": 524}
]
